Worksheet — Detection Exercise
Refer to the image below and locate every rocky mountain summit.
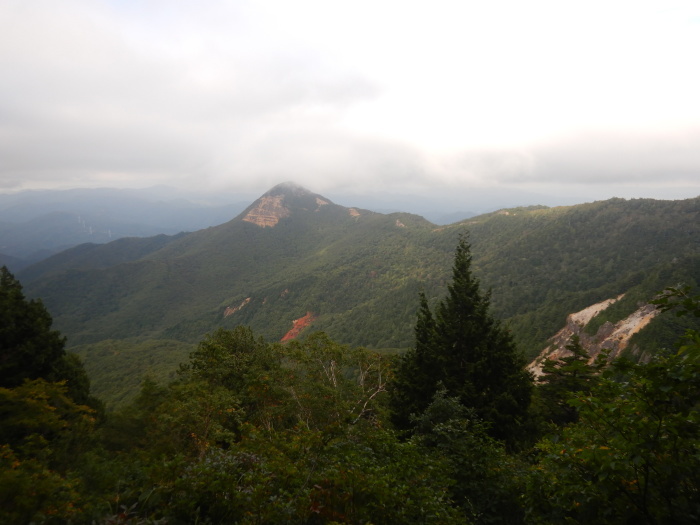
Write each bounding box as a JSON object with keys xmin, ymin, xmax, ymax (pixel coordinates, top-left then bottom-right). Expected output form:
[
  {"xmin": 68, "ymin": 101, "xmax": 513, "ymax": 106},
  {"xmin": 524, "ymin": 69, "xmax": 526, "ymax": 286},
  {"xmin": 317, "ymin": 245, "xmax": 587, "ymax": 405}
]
[{"xmin": 241, "ymin": 182, "xmax": 367, "ymax": 227}]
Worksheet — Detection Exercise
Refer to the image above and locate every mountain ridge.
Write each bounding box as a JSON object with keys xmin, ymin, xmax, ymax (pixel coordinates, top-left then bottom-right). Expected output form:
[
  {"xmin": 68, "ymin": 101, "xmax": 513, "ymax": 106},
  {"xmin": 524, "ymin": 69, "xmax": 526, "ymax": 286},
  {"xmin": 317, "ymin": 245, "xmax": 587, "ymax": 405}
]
[
  {"xmin": 0, "ymin": 186, "xmax": 251, "ymax": 271},
  {"xmin": 18, "ymin": 185, "xmax": 700, "ymax": 405},
  {"xmin": 24, "ymin": 183, "xmax": 451, "ymax": 348}
]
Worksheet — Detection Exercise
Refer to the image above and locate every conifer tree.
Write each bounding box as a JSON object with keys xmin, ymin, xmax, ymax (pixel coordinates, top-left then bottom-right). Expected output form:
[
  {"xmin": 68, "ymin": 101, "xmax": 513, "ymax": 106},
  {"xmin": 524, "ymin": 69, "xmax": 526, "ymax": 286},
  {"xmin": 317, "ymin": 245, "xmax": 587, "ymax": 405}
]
[
  {"xmin": 0, "ymin": 266, "xmax": 93, "ymax": 404},
  {"xmin": 537, "ymin": 334, "xmax": 601, "ymax": 425},
  {"xmin": 391, "ymin": 236, "xmax": 533, "ymax": 445},
  {"xmin": 390, "ymin": 293, "xmax": 439, "ymax": 430},
  {"xmin": 0, "ymin": 266, "xmax": 66, "ymax": 388}
]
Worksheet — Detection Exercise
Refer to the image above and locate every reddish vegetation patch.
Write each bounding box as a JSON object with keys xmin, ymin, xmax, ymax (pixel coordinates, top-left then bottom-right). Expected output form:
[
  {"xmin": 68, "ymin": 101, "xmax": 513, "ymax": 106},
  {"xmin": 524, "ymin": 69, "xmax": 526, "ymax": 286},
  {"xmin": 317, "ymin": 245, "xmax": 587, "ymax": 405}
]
[{"xmin": 281, "ymin": 312, "xmax": 317, "ymax": 342}]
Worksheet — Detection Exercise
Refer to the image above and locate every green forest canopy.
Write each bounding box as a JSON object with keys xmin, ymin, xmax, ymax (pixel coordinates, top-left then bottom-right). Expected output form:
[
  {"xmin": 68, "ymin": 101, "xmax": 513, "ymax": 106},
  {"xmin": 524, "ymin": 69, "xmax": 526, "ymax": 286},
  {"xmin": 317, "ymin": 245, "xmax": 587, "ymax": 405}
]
[{"xmin": 2, "ymin": 249, "xmax": 700, "ymax": 523}]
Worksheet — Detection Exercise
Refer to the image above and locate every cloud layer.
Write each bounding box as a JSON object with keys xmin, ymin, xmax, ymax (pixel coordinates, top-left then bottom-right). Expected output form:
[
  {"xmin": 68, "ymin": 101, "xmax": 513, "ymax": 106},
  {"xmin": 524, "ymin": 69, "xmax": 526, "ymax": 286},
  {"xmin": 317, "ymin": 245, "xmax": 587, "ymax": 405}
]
[{"xmin": 1, "ymin": 0, "xmax": 699, "ymax": 201}]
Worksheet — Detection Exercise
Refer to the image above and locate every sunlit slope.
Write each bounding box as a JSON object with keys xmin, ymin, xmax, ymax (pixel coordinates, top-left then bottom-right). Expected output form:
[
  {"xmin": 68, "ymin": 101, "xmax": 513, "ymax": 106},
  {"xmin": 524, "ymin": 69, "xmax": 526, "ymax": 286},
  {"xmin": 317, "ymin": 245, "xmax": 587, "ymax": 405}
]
[{"xmin": 467, "ymin": 198, "xmax": 700, "ymax": 353}]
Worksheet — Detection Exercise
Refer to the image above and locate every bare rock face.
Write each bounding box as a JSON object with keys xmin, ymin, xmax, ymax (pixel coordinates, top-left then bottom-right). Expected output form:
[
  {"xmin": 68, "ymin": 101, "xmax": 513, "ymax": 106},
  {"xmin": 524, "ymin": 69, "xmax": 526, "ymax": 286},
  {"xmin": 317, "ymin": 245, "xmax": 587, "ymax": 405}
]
[
  {"xmin": 242, "ymin": 195, "xmax": 291, "ymax": 227},
  {"xmin": 240, "ymin": 182, "xmax": 342, "ymax": 227},
  {"xmin": 528, "ymin": 294, "xmax": 660, "ymax": 377}
]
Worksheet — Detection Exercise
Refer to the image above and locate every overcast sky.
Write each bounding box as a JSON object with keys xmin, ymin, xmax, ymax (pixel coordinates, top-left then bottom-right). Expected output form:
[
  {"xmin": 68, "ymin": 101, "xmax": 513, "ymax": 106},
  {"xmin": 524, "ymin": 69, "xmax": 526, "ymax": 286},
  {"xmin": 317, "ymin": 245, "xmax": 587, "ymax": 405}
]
[{"xmin": 2, "ymin": 0, "xmax": 699, "ymax": 205}]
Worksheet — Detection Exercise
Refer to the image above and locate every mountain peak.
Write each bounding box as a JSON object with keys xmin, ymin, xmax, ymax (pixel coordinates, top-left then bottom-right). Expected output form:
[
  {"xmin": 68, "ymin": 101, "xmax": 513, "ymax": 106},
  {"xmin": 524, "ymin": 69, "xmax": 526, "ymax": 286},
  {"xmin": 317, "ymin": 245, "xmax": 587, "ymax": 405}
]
[
  {"xmin": 264, "ymin": 181, "xmax": 313, "ymax": 197},
  {"xmin": 242, "ymin": 182, "xmax": 334, "ymax": 228}
]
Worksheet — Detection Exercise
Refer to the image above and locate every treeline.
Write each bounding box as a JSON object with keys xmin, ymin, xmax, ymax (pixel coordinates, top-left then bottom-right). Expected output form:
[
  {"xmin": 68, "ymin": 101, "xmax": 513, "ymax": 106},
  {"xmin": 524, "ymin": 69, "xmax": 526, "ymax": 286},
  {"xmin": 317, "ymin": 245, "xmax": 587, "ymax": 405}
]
[{"xmin": 2, "ymin": 237, "xmax": 700, "ymax": 523}]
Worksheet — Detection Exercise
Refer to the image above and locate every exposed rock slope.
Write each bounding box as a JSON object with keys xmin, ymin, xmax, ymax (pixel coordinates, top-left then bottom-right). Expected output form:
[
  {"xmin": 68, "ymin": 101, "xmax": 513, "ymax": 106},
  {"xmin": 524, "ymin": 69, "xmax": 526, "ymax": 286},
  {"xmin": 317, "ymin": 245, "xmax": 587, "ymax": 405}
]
[
  {"xmin": 242, "ymin": 195, "xmax": 290, "ymax": 227},
  {"xmin": 528, "ymin": 295, "xmax": 661, "ymax": 377}
]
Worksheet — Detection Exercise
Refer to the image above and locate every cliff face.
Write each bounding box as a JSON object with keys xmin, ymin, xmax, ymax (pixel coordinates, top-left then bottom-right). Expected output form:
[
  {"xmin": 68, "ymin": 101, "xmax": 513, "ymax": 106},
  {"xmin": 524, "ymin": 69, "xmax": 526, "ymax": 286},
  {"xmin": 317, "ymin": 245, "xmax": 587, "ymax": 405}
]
[{"xmin": 528, "ymin": 295, "xmax": 660, "ymax": 377}]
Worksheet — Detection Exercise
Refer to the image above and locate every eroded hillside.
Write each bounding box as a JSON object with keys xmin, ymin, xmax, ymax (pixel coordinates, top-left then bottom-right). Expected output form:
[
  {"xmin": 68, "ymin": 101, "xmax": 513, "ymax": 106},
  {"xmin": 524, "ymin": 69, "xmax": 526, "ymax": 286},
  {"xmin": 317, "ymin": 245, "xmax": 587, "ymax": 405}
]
[{"xmin": 528, "ymin": 295, "xmax": 661, "ymax": 377}]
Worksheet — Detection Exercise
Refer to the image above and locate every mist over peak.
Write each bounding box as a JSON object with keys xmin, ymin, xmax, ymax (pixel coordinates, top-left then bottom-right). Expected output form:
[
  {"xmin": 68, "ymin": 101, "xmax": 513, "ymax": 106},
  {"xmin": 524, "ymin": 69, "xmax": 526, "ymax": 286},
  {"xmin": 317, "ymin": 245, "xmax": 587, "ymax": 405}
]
[{"xmin": 264, "ymin": 181, "xmax": 314, "ymax": 196}]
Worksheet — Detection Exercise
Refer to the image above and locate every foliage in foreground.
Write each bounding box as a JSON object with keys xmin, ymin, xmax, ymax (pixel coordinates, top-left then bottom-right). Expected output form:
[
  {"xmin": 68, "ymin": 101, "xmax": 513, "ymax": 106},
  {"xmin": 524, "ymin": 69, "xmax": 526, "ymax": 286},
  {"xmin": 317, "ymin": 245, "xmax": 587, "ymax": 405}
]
[
  {"xmin": 3, "ymin": 268, "xmax": 700, "ymax": 523},
  {"xmin": 528, "ymin": 286, "xmax": 700, "ymax": 524},
  {"xmin": 97, "ymin": 328, "xmax": 463, "ymax": 524}
]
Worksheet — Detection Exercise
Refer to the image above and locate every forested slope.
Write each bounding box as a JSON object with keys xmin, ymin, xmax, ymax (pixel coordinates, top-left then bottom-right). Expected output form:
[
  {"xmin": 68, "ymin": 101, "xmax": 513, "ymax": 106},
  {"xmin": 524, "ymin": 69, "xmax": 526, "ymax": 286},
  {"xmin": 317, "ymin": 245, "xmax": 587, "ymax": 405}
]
[
  {"xmin": 21, "ymin": 185, "xmax": 700, "ymax": 405},
  {"xmin": 4, "ymin": 247, "xmax": 700, "ymax": 524}
]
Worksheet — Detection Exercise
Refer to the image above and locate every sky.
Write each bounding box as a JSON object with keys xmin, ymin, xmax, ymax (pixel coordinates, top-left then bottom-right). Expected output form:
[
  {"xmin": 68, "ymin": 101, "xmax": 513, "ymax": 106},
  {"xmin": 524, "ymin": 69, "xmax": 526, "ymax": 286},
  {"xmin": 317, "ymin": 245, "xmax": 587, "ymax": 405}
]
[{"xmin": 1, "ymin": 0, "xmax": 700, "ymax": 207}]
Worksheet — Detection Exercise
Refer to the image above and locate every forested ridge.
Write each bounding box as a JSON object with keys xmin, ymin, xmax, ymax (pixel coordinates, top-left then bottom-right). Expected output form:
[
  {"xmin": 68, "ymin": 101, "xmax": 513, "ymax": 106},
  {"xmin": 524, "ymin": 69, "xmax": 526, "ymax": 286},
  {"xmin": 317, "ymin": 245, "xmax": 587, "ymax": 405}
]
[
  {"xmin": 2, "ymin": 230, "xmax": 700, "ymax": 523},
  {"xmin": 19, "ymin": 186, "xmax": 700, "ymax": 407}
]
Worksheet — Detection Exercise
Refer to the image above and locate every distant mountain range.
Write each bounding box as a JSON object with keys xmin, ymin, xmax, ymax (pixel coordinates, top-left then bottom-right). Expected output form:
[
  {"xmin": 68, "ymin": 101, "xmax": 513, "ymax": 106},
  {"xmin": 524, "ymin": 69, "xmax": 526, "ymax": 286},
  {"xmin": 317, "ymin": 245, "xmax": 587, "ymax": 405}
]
[
  {"xmin": 16, "ymin": 182, "xmax": 700, "ymax": 406},
  {"xmin": 0, "ymin": 187, "xmax": 250, "ymax": 270},
  {"xmin": 0, "ymin": 183, "xmax": 563, "ymax": 271}
]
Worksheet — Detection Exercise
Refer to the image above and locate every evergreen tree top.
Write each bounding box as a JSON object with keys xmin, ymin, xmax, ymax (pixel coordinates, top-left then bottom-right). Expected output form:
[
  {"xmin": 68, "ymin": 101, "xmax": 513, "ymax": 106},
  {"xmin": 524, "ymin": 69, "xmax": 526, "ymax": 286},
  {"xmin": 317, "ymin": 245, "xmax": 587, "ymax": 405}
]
[{"xmin": 391, "ymin": 235, "xmax": 533, "ymax": 448}]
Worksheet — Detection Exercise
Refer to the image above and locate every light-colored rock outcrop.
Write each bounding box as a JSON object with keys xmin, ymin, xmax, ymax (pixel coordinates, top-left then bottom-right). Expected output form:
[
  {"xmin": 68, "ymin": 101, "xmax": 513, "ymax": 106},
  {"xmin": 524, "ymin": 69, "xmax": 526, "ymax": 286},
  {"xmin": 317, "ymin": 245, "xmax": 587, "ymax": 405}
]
[
  {"xmin": 528, "ymin": 294, "xmax": 660, "ymax": 377},
  {"xmin": 242, "ymin": 195, "xmax": 290, "ymax": 227},
  {"xmin": 223, "ymin": 297, "xmax": 251, "ymax": 318}
]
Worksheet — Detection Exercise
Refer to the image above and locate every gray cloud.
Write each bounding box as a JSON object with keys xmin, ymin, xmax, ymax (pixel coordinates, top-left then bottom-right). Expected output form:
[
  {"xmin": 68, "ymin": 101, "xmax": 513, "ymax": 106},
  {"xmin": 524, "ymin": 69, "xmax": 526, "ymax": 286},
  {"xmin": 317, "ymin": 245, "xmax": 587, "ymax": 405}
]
[
  {"xmin": 0, "ymin": 1, "xmax": 380, "ymax": 191},
  {"xmin": 519, "ymin": 129, "xmax": 700, "ymax": 185},
  {"xmin": 0, "ymin": 1, "xmax": 699, "ymax": 203}
]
